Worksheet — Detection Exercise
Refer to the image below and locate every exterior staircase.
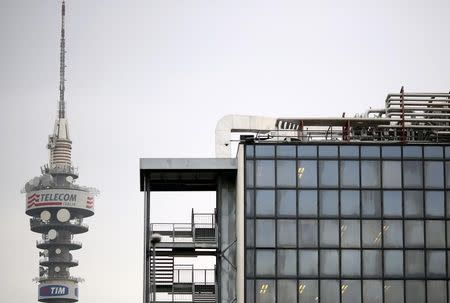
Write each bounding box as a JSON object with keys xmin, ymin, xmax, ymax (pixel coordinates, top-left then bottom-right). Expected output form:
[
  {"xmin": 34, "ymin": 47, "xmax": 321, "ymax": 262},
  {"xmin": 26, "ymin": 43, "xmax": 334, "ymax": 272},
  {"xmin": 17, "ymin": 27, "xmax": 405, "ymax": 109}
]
[
  {"xmin": 193, "ymin": 292, "xmax": 215, "ymax": 303},
  {"xmin": 149, "ymin": 254, "xmax": 174, "ymax": 287}
]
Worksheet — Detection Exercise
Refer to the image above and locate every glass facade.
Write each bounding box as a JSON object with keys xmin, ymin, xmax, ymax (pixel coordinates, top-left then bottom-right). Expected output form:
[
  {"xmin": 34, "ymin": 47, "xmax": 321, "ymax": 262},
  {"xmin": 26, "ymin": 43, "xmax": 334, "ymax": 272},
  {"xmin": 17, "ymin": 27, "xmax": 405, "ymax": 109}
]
[{"xmin": 245, "ymin": 144, "xmax": 450, "ymax": 303}]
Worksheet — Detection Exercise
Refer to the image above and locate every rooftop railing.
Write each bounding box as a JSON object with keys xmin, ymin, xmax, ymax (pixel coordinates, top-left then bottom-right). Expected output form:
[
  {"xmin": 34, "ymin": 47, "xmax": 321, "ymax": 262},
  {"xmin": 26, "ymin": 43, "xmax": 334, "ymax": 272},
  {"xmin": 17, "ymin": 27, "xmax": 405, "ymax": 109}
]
[{"xmin": 269, "ymin": 91, "xmax": 450, "ymax": 143}]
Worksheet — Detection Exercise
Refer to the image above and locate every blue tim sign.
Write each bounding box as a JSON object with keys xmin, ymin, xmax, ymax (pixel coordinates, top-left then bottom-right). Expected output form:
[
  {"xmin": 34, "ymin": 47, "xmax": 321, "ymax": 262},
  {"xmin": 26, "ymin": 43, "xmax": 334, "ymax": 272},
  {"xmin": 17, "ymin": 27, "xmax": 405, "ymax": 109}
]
[{"xmin": 40, "ymin": 285, "xmax": 69, "ymax": 296}]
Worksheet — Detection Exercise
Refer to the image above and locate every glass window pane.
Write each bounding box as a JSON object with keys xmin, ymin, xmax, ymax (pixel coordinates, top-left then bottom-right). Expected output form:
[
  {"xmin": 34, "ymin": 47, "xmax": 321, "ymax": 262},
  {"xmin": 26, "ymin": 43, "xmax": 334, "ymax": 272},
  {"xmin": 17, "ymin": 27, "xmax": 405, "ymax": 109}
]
[
  {"xmin": 277, "ymin": 190, "xmax": 296, "ymax": 216},
  {"xmin": 277, "ymin": 219, "xmax": 296, "ymax": 247},
  {"xmin": 319, "ymin": 160, "xmax": 338, "ymax": 187},
  {"xmin": 361, "ymin": 146, "xmax": 380, "ymax": 158},
  {"xmin": 255, "ymin": 160, "xmax": 275, "ymax": 187},
  {"xmin": 255, "ymin": 280, "xmax": 275, "ymax": 303},
  {"xmin": 298, "ymin": 145, "xmax": 317, "ymax": 158},
  {"xmin": 246, "ymin": 250, "xmax": 254, "ymax": 276},
  {"xmin": 341, "ymin": 190, "xmax": 360, "ymax": 217},
  {"xmin": 362, "ymin": 191, "xmax": 381, "ymax": 217},
  {"xmin": 298, "ymin": 280, "xmax": 318, "ymax": 303},
  {"xmin": 405, "ymin": 220, "xmax": 424, "ymax": 247},
  {"xmin": 340, "ymin": 146, "xmax": 359, "ymax": 158},
  {"xmin": 277, "ymin": 250, "xmax": 296, "ymax": 276},
  {"xmin": 319, "ymin": 190, "xmax": 339, "ymax": 216},
  {"xmin": 427, "ymin": 251, "xmax": 446, "ymax": 277},
  {"xmin": 405, "ymin": 250, "xmax": 425, "ymax": 277},
  {"xmin": 340, "ymin": 161, "xmax": 360, "ymax": 187},
  {"xmin": 246, "ymin": 219, "xmax": 254, "ymax": 247},
  {"xmin": 383, "ymin": 191, "xmax": 402, "ymax": 217},
  {"xmin": 425, "ymin": 191, "xmax": 445, "ymax": 217},
  {"xmin": 427, "ymin": 281, "xmax": 447, "ymax": 303},
  {"xmin": 256, "ymin": 250, "xmax": 275, "ymax": 276},
  {"xmin": 403, "ymin": 161, "xmax": 423, "ymax": 188},
  {"xmin": 447, "ymin": 192, "xmax": 450, "ymax": 217},
  {"xmin": 361, "ymin": 161, "xmax": 381, "ymax": 188},
  {"xmin": 246, "ymin": 279, "xmax": 254, "ymax": 303},
  {"xmin": 424, "ymin": 146, "xmax": 443, "ymax": 158},
  {"xmin": 363, "ymin": 280, "xmax": 382, "ymax": 303},
  {"xmin": 362, "ymin": 220, "xmax": 382, "ymax": 248},
  {"xmin": 255, "ymin": 220, "xmax": 275, "ymax": 247},
  {"xmin": 341, "ymin": 250, "xmax": 361, "ymax": 277},
  {"xmin": 299, "ymin": 220, "xmax": 318, "ymax": 247},
  {"xmin": 255, "ymin": 145, "xmax": 274, "ymax": 157},
  {"xmin": 255, "ymin": 190, "xmax": 275, "ymax": 216},
  {"xmin": 383, "ymin": 220, "xmax": 403, "ymax": 248},
  {"xmin": 320, "ymin": 220, "xmax": 339, "ymax": 247},
  {"xmin": 246, "ymin": 190, "xmax": 254, "ymax": 217},
  {"xmin": 446, "ymin": 163, "xmax": 450, "ymax": 188},
  {"xmin": 382, "ymin": 146, "xmax": 401, "ymax": 158},
  {"xmin": 425, "ymin": 161, "xmax": 444, "ymax": 188},
  {"xmin": 384, "ymin": 280, "xmax": 404, "ymax": 303},
  {"xmin": 448, "ymin": 222, "xmax": 450, "ymax": 248},
  {"xmin": 277, "ymin": 280, "xmax": 296, "ymax": 302},
  {"xmin": 298, "ymin": 160, "xmax": 317, "ymax": 187},
  {"xmin": 277, "ymin": 160, "xmax": 296, "ymax": 187},
  {"xmin": 319, "ymin": 145, "xmax": 338, "ymax": 157},
  {"xmin": 363, "ymin": 250, "xmax": 382, "ymax": 278},
  {"xmin": 320, "ymin": 280, "xmax": 339, "ymax": 303},
  {"xmin": 446, "ymin": 146, "xmax": 450, "ymax": 158},
  {"xmin": 426, "ymin": 220, "xmax": 446, "ymax": 248},
  {"xmin": 403, "ymin": 146, "xmax": 422, "ymax": 158},
  {"xmin": 384, "ymin": 250, "xmax": 403, "ymax": 277},
  {"xmin": 341, "ymin": 280, "xmax": 361, "ymax": 303},
  {"xmin": 246, "ymin": 160, "xmax": 254, "ymax": 187},
  {"xmin": 320, "ymin": 250, "xmax": 339, "ymax": 277},
  {"xmin": 405, "ymin": 281, "xmax": 425, "ymax": 303},
  {"xmin": 298, "ymin": 250, "xmax": 318, "ymax": 277},
  {"xmin": 382, "ymin": 161, "xmax": 402, "ymax": 188},
  {"xmin": 341, "ymin": 220, "xmax": 360, "ymax": 248},
  {"xmin": 277, "ymin": 145, "xmax": 296, "ymax": 157},
  {"xmin": 246, "ymin": 145, "xmax": 254, "ymax": 158},
  {"xmin": 404, "ymin": 191, "xmax": 423, "ymax": 217},
  {"xmin": 298, "ymin": 190, "xmax": 317, "ymax": 216}
]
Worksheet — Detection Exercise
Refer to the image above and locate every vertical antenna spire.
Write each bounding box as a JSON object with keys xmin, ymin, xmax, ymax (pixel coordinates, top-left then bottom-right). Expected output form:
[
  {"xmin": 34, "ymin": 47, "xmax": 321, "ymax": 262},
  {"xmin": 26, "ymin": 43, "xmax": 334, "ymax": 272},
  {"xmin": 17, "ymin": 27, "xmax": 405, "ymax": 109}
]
[{"xmin": 59, "ymin": 0, "xmax": 66, "ymax": 119}]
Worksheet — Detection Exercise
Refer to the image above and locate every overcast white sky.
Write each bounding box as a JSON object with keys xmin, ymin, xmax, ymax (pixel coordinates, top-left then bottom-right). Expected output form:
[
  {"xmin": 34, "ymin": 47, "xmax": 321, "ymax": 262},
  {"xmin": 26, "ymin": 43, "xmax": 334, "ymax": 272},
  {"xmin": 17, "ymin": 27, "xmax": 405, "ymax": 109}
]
[{"xmin": 1, "ymin": 0, "xmax": 450, "ymax": 302}]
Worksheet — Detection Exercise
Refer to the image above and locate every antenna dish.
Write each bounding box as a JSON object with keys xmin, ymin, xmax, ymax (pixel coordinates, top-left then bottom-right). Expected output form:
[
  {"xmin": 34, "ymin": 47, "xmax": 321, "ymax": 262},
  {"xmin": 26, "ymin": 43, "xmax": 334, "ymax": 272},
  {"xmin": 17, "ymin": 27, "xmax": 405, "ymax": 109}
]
[
  {"xmin": 40, "ymin": 211, "xmax": 51, "ymax": 222},
  {"xmin": 57, "ymin": 209, "xmax": 70, "ymax": 222},
  {"xmin": 47, "ymin": 229, "xmax": 58, "ymax": 240},
  {"xmin": 31, "ymin": 177, "xmax": 40, "ymax": 187}
]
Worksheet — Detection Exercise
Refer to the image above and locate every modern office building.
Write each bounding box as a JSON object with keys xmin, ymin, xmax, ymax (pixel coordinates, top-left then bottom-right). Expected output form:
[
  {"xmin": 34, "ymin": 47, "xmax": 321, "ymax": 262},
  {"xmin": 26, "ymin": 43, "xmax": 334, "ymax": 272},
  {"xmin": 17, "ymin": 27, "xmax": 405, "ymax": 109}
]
[{"xmin": 140, "ymin": 90, "xmax": 450, "ymax": 303}]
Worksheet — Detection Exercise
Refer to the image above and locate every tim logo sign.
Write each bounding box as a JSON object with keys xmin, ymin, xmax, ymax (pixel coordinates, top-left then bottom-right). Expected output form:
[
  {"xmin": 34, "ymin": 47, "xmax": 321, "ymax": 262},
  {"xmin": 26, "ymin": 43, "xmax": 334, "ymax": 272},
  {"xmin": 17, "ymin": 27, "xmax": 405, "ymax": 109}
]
[{"xmin": 40, "ymin": 285, "xmax": 69, "ymax": 296}]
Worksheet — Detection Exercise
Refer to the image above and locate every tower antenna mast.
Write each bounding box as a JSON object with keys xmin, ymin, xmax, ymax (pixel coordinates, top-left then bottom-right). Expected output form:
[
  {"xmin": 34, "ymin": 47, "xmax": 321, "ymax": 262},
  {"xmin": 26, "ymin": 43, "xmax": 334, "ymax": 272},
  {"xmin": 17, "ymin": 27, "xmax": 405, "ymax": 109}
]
[{"xmin": 59, "ymin": 0, "xmax": 66, "ymax": 119}]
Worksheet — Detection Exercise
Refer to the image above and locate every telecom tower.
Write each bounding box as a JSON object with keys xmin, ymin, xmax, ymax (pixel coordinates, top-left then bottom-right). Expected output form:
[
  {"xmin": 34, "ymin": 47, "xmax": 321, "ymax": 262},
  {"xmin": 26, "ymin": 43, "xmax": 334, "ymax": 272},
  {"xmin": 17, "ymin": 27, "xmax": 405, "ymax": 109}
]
[{"xmin": 23, "ymin": 1, "xmax": 97, "ymax": 301}]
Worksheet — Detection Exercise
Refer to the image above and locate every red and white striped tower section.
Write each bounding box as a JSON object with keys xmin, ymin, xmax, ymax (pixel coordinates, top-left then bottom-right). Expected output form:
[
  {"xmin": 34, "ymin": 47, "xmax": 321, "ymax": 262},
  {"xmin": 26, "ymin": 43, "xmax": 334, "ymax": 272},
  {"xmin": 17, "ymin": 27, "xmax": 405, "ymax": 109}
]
[{"xmin": 23, "ymin": 1, "xmax": 97, "ymax": 302}]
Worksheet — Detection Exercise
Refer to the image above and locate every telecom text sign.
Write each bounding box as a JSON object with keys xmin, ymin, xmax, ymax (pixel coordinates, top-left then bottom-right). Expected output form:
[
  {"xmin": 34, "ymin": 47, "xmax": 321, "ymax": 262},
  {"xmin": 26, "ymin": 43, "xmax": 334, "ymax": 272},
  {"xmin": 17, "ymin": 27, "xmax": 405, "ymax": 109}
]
[
  {"xmin": 26, "ymin": 189, "xmax": 94, "ymax": 212},
  {"xmin": 39, "ymin": 285, "xmax": 69, "ymax": 296}
]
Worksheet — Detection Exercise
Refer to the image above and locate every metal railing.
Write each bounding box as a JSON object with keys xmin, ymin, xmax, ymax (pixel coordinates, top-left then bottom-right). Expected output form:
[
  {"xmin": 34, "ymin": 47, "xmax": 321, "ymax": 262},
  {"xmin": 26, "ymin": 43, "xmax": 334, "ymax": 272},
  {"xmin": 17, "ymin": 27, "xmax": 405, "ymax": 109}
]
[
  {"xmin": 173, "ymin": 265, "xmax": 215, "ymax": 285},
  {"xmin": 30, "ymin": 218, "xmax": 88, "ymax": 229},
  {"xmin": 34, "ymin": 275, "xmax": 84, "ymax": 283},
  {"xmin": 39, "ymin": 257, "xmax": 78, "ymax": 265},
  {"xmin": 269, "ymin": 91, "xmax": 450, "ymax": 143},
  {"xmin": 150, "ymin": 223, "xmax": 193, "ymax": 243},
  {"xmin": 150, "ymin": 210, "xmax": 216, "ymax": 244},
  {"xmin": 36, "ymin": 239, "xmax": 82, "ymax": 247}
]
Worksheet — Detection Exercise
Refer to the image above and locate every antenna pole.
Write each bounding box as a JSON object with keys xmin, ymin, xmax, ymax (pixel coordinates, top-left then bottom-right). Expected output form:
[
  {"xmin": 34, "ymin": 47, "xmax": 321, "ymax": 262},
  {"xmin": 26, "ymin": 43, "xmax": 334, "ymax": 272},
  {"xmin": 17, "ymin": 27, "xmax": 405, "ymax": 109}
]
[{"xmin": 59, "ymin": 0, "xmax": 66, "ymax": 119}]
